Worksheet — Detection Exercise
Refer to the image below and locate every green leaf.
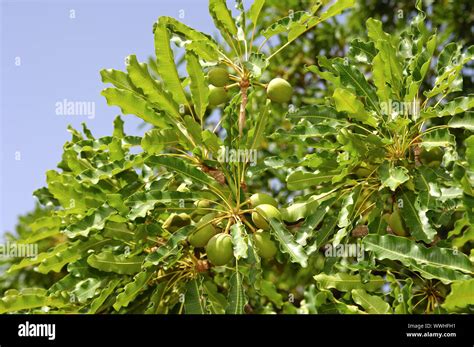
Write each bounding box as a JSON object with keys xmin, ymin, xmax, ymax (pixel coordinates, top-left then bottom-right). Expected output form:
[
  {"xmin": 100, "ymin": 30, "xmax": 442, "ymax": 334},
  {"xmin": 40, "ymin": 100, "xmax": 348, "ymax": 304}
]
[
  {"xmin": 259, "ymin": 279, "xmax": 283, "ymax": 308},
  {"xmin": 230, "ymin": 222, "xmax": 248, "ymax": 260},
  {"xmin": 286, "ymin": 170, "xmax": 335, "ymax": 191},
  {"xmin": 209, "ymin": 0, "xmax": 238, "ymax": 44},
  {"xmin": 432, "ymin": 96, "xmax": 474, "ymax": 117},
  {"xmin": 146, "ymin": 156, "xmax": 217, "ymax": 189},
  {"xmin": 269, "ymin": 218, "xmax": 308, "ymax": 267},
  {"xmin": 296, "ymin": 197, "xmax": 336, "ymax": 245},
  {"xmin": 333, "ymin": 88, "xmax": 377, "ymax": 127},
  {"xmin": 400, "ymin": 191, "xmax": 436, "ymax": 243},
  {"xmin": 466, "ymin": 136, "xmax": 474, "ymax": 170},
  {"xmin": 38, "ymin": 237, "xmax": 113, "ymax": 274},
  {"xmin": 145, "ymin": 226, "xmax": 191, "ymax": 267},
  {"xmin": 225, "ymin": 270, "xmax": 246, "ymax": 314},
  {"xmin": 101, "ymin": 88, "xmax": 167, "ymax": 128},
  {"xmin": 442, "ymin": 279, "xmax": 474, "ymax": 310},
  {"xmin": 154, "ymin": 20, "xmax": 189, "ymax": 107},
  {"xmin": 126, "ymin": 55, "xmax": 181, "ymax": 119},
  {"xmin": 100, "ymin": 69, "xmax": 136, "ymax": 91},
  {"xmin": 421, "ymin": 129, "xmax": 455, "ymax": 150},
  {"xmin": 141, "ymin": 128, "xmax": 180, "ymax": 155},
  {"xmin": 378, "ymin": 163, "xmax": 410, "ymax": 191},
  {"xmin": 448, "ymin": 113, "xmax": 474, "ymax": 131},
  {"xmin": 113, "ymin": 270, "xmax": 153, "ymax": 311},
  {"xmin": 185, "ymin": 50, "xmax": 209, "ymax": 120},
  {"xmin": 351, "ymin": 289, "xmax": 391, "ymax": 314},
  {"xmin": 87, "ymin": 251, "xmax": 144, "ymax": 275},
  {"xmin": 363, "ymin": 234, "xmax": 473, "ymax": 283},
  {"xmin": 314, "ymin": 273, "xmax": 385, "ymax": 292},
  {"xmin": 202, "ymin": 281, "xmax": 227, "ymax": 314},
  {"xmin": 185, "ymin": 278, "xmax": 206, "ymax": 314},
  {"xmin": 349, "ymin": 39, "xmax": 376, "ymax": 64},
  {"xmin": 88, "ymin": 279, "xmax": 121, "ymax": 314},
  {"xmin": 0, "ymin": 288, "xmax": 66, "ymax": 314},
  {"xmin": 71, "ymin": 278, "xmax": 103, "ymax": 304},
  {"xmin": 64, "ymin": 204, "xmax": 117, "ymax": 238},
  {"xmin": 248, "ymin": 0, "xmax": 265, "ymax": 25},
  {"xmin": 332, "ymin": 59, "xmax": 380, "ymax": 113}
]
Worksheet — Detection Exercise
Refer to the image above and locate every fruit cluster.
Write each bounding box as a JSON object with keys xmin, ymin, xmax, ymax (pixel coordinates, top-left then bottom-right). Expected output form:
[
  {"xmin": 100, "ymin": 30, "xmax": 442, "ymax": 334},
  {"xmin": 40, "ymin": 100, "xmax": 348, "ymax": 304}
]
[
  {"xmin": 207, "ymin": 66, "xmax": 293, "ymax": 106},
  {"xmin": 162, "ymin": 193, "xmax": 281, "ymax": 267}
]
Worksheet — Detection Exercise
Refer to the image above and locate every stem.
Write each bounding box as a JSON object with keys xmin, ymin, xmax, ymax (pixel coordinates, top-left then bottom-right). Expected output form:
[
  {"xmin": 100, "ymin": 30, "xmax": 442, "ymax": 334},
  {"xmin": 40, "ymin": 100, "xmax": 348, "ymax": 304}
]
[{"xmin": 239, "ymin": 78, "xmax": 250, "ymax": 137}]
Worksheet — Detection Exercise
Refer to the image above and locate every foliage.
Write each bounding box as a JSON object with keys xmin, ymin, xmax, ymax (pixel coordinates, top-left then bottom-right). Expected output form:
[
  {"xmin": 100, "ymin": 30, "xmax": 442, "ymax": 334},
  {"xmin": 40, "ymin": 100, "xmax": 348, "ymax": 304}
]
[{"xmin": 1, "ymin": 0, "xmax": 473, "ymax": 314}]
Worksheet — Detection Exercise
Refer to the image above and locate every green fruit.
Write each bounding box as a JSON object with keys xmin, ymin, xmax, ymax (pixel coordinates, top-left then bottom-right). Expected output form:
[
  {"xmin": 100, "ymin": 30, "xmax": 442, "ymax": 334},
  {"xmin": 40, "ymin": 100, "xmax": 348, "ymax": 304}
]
[
  {"xmin": 194, "ymin": 199, "xmax": 211, "ymax": 215},
  {"xmin": 206, "ymin": 233, "xmax": 234, "ymax": 266},
  {"xmin": 209, "ymin": 86, "xmax": 228, "ymax": 106},
  {"xmin": 266, "ymin": 78, "xmax": 292, "ymax": 103},
  {"xmin": 253, "ymin": 231, "xmax": 277, "ymax": 259},
  {"xmin": 208, "ymin": 67, "xmax": 229, "ymax": 87},
  {"xmin": 252, "ymin": 204, "xmax": 281, "ymax": 230},
  {"xmin": 162, "ymin": 213, "xmax": 191, "ymax": 232},
  {"xmin": 355, "ymin": 167, "xmax": 372, "ymax": 178},
  {"xmin": 250, "ymin": 193, "xmax": 278, "ymax": 208},
  {"xmin": 188, "ymin": 213, "xmax": 218, "ymax": 248},
  {"xmin": 388, "ymin": 209, "xmax": 407, "ymax": 236}
]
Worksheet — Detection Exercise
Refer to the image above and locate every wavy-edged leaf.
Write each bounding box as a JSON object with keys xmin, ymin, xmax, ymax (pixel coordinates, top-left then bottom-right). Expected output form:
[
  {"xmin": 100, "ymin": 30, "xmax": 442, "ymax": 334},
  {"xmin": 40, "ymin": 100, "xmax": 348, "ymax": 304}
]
[
  {"xmin": 38, "ymin": 237, "xmax": 113, "ymax": 274},
  {"xmin": 296, "ymin": 197, "xmax": 336, "ymax": 245},
  {"xmin": 185, "ymin": 50, "xmax": 209, "ymax": 120},
  {"xmin": 202, "ymin": 281, "xmax": 227, "ymax": 314},
  {"xmin": 378, "ymin": 163, "xmax": 410, "ymax": 191},
  {"xmin": 442, "ymin": 279, "xmax": 474, "ymax": 310},
  {"xmin": 225, "ymin": 270, "xmax": 246, "ymax": 314},
  {"xmin": 448, "ymin": 113, "xmax": 474, "ymax": 131},
  {"xmin": 146, "ymin": 156, "xmax": 217, "ymax": 189},
  {"xmin": 333, "ymin": 88, "xmax": 377, "ymax": 127},
  {"xmin": 113, "ymin": 270, "xmax": 153, "ymax": 311},
  {"xmin": 126, "ymin": 54, "xmax": 181, "ymax": 119},
  {"xmin": 88, "ymin": 278, "xmax": 121, "ymax": 314},
  {"xmin": 363, "ymin": 234, "xmax": 473, "ymax": 283},
  {"xmin": 87, "ymin": 251, "xmax": 144, "ymax": 275},
  {"xmin": 185, "ymin": 278, "xmax": 206, "ymax": 314},
  {"xmin": 126, "ymin": 190, "xmax": 208, "ymax": 220},
  {"xmin": 209, "ymin": 0, "xmax": 237, "ymax": 41},
  {"xmin": 154, "ymin": 20, "xmax": 188, "ymax": 107},
  {"xmin": 314, "ymin": 273, "xmax": 385, "ymax": 292},
  {"xmin": 421, "ymin": 128, "xmax": 455, "ymax": 150},
  {"xmin": 230, "ymin": 222, "xmax": 248, "ymax": 260},
  {"xmin": 145, "ymin": 226, "xmax": 191, "ymax": 267},
  {"xmin": 400, "ymin": 191, "xmax": 436, "ymax": 243},
  {"xmin": 269, "ymin": 218, "xmax": 308, "ymax": 267},
  {"xmin": 101, "ymin": 88, "xmax": 167, "ymax": 128},
  {"xmin": 64, "ymin": 204, "xmax": 117, "ymax": 238},
  {"xmin": 0, "ymin": 288, "xmax": 66, "ymax": 314},
  {"xmin": 351, "ymin": 289, "xmax": 391, "ymax": 314},
  {"xmin": 287, "ymin": 170, "xmax": 335, "ymax": 191},
  {"xmin": 425, "ymin": 96, "xmax": 474, "ymax": 118}
]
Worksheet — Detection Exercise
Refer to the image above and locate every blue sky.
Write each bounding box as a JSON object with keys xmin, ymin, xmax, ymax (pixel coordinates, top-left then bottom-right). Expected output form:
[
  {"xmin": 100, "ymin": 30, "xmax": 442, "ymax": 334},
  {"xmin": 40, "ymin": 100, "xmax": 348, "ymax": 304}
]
[{"xmin": 1, "ymin": 0, "xmax": 249, "ymax": 234}]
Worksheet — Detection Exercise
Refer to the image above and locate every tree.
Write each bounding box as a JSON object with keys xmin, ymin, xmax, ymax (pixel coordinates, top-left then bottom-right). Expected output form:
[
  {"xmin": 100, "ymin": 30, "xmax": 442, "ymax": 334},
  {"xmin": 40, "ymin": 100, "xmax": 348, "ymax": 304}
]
[{"xmin": 1, "ymin": 0, "xmax": 473, "ymax": 314}]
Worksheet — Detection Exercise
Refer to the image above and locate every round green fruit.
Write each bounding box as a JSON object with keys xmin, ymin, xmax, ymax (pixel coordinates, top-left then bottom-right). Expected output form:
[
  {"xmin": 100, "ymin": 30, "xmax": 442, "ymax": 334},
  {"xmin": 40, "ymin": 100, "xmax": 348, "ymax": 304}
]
[
  {"xmin": 208, "ymin": 67, "xmax": 229, "ymax": 87},
  {"xmin": 162, "ymin": 213, "xmax": 191, "ymax": 232},
  {"xmin": 253, "ymin": 231, "xmax": 277, "ymax": 259},
  {"xmin": 388, "ymin": 209, "xmax": 407, "ymax": 236},
  {"xmin": 194, "ymin": 199, "xmax": 211, "ymax": 215},
  {"xmin": 266, "ymin": 78, "xmax": 292, "ymax": 103},
  {"xmin": 208, "ymin": 86, "xmax": 228, "ymax": 106},
  {"xmin": 188, "ymin": 213, "xmax": 218, "ymax": 248},
  {"xmin": 250, "ymin": 193, "xmax": 278, "ymax": 208},
  {"xmin": 206, "ymin": 233, "xmax": 234, "ymax": 266},
  {"xmin": 252, "ymin": 204, "xmax": 281, "ymax": 230}
]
